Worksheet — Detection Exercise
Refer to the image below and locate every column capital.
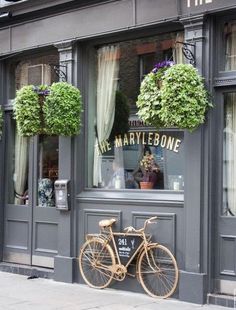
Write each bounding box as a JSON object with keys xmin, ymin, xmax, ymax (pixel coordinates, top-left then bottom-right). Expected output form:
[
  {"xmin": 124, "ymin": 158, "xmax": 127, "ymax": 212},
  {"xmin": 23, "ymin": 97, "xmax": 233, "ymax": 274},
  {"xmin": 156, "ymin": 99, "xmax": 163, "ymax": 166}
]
[
  {"xmin": 180, "ymin": 14, "xmax": 205, "ymax": 28},
  {"xmin": 54, "ymin": 39, "xmax": 75, "ymax": 52},
  {"xmin": 54, "ymin": 40, "xmax": 75, "ymax": 83}
]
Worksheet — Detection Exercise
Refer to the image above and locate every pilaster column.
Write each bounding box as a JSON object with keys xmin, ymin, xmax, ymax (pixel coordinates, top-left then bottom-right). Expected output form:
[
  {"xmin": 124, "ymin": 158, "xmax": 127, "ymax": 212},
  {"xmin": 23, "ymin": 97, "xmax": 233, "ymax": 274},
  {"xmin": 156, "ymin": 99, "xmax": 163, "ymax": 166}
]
[
  {"xmin": 178, "ymin": 15, "xmax": 207, "ymax": 304},
  {"xmin": 53, "ymin": 40, "xmax": 75, "ymax": 283},
  {"xmin": 0, "ymin": 60, "xmax": 5, "ymax": 261}
]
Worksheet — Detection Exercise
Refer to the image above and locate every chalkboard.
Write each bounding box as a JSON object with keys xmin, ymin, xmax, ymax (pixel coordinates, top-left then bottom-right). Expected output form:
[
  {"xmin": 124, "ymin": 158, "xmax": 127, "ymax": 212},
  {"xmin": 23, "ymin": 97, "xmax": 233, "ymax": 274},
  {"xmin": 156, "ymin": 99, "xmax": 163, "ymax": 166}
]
[{"xmin": 114, "ymin": 235, "xmax": 143, "ymax": 265}]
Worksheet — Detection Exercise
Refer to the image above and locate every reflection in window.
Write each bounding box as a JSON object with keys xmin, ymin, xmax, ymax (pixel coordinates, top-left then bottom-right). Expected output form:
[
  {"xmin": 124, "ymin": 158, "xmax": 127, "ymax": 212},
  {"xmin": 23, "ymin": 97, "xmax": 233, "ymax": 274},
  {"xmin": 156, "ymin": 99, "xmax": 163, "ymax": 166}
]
[
  {"xmin": 90, "ymin": 32, "xmax": 185, "ymax": 190},
  {"xmin": 225, "ymin": 21, "xmax": 236, "ymax": 71},
  {"xmin": 38, "ymin": 135, "xmax": 58, "ymax": 207},
  {"xmin": 97, "ymin": 131, "xmax": 184, "ymax": 190},
  {"xmin": 223, "ymin": 93, "xmax": 236, "ymax": 216},
  {"xmin": 7, "ymin": 118, "xmax": 29, "ymax": 205}
]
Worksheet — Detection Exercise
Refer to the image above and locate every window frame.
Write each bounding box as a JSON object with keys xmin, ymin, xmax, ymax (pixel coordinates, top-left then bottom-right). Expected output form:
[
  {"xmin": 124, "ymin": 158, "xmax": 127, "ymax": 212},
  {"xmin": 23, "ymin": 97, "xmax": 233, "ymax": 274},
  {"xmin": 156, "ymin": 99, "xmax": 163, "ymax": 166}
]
[{"xmin": 85, "ymin": 31, "xmax": 185, "ymax": 195}]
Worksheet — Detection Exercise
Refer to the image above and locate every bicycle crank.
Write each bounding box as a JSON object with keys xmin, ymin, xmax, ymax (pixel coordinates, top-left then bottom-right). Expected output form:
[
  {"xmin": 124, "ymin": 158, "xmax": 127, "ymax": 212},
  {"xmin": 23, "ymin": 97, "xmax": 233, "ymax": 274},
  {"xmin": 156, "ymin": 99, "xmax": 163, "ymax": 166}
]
[{"xmin": 111, "ymin": 264, "xmax": 127, "ymax": 281}]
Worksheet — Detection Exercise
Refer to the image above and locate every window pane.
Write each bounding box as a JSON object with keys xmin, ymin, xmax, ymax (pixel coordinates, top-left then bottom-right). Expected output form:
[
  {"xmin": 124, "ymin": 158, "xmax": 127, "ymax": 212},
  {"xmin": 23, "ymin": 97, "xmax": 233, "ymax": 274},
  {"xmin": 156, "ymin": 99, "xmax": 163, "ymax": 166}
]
[
  {"xmin": 223, "ymin": 93, "xmax": 236, "ymax": 216},
  {"xmin": 225, "ymin": 21, "xmax": 236, "ymax": 71},
  {"xmin": 7, "ymin": 117, "xmax": 29, "ymax": 205},
  {"xmin": 38, "ymin": 135, "xmax": 58, "ymax": 207},
  {"xmin": 89, "ymin": 32, "xmax": 185, "ymax": 190},
  {"xmin": 96, "ymin": 130, "xmax": 184, "ymax": 190}
]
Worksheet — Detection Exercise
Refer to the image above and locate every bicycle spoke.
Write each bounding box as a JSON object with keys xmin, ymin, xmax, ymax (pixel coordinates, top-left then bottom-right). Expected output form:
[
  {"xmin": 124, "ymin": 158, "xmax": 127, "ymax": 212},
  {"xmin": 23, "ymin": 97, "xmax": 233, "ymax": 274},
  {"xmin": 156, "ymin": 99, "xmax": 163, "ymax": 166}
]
[
  {"xmin": 79, "ymin": 238, "xmax": 115, "ymax": 289},
  {"xmin": 138, "ymin": 245, "xmax": 178, "ymax": 298}
]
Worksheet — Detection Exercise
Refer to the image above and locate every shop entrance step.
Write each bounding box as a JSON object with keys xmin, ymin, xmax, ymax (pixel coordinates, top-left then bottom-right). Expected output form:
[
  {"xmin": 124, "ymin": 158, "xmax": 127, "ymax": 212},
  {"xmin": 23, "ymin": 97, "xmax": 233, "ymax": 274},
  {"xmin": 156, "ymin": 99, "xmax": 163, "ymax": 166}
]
[
  {"xmin": 207, "ymin": 293, "xmax": 235, "ymax": 308},
  {"xmin": 0, "ymin": 262, "xmax": 54, "ymax": 279}
]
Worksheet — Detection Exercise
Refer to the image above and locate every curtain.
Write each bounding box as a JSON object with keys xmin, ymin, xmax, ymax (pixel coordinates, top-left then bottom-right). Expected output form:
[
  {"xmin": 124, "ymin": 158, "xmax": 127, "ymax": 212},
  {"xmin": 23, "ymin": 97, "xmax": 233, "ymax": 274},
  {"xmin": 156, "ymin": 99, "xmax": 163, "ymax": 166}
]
[
  {"xmin": 14, "ymin": 133, "xmax": 28, "ymax": 205},
  {"xmin": 173, "ymin": 33, "xmax": 185, "ymax": 64},
  {"xmin": 225, "ymin": 22, "xmax": 236, "ymax": 71},
  {"xmin": 93, "ymin": 45, "xmax": 119, "ymax": 187},
  {"xmin": 224, "ymin": 94, "xmax": 236, "ymax": 216}
]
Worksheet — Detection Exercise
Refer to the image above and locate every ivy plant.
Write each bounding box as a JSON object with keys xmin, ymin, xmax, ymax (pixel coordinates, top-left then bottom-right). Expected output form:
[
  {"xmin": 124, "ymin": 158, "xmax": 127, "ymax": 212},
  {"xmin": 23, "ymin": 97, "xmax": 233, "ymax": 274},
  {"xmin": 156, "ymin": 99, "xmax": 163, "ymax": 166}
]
[
  {"xmin": 44, "ymin": 82, "xmax": 83, "ymax": 136},
  {"xmin": 136, "ymin": 61, "xmax": 174, "ymax": 128},
  {"xmin": 14, "ymin": 82, "xmax": 83, "ymax": 137},
  {"xmin": 136, "ymin": 62, "xmax": 212, "ymax": 132},
  {"xmin": 14, "ymin": 85, "xmax": 42, "ymax": 136},
  {"xmin": 159, "ymin": 64, "xmax": 212, "ymax": 131}
]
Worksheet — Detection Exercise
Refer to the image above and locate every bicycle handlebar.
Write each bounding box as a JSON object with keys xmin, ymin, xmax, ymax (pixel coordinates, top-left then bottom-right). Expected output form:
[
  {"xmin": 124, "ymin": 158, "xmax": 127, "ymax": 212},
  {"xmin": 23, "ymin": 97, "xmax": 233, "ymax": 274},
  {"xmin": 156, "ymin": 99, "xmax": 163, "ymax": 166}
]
[{"xmin": 124, "ymin": 216, "xmax": 158, "ymax": 233}]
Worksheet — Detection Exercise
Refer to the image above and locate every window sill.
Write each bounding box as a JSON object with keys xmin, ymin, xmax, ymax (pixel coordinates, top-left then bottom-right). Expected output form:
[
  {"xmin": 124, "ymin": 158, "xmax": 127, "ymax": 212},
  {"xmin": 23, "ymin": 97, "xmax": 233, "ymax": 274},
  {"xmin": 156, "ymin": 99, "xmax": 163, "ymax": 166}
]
[{"xmin": 76, "ymin": 188, "xmax": 184, "ymax": 207}]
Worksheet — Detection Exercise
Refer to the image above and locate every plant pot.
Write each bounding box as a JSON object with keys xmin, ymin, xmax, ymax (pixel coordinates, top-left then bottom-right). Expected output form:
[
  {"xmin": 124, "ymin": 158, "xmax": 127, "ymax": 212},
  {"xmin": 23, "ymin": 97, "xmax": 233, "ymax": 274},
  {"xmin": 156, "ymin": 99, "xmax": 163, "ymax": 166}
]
[{"xmin": 140, "ymin": 182, "xmax": 154, "ymax": 189}]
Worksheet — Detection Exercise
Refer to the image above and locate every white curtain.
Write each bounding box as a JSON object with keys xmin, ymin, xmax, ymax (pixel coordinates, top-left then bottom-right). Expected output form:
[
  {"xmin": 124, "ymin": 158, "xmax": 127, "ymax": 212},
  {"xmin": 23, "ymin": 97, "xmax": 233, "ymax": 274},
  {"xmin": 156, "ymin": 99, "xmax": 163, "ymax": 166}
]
[
  {"xmin": 225, "ymin": 22, "xmax": 236, "ymax": 71},
  {"xmin": 224, "ymin": 94, "xmax": 236, "ymax": 216},
  {"xmin": 173, "ymin": 33, "xmax": 185, "ymax": 64},
  {"xmin": 93, "ymin": 45, "xmax": 119, "ymax": 187},
  {"xmin": 14, "ymin": 134, "xmax": 28, "ymax": 205}
]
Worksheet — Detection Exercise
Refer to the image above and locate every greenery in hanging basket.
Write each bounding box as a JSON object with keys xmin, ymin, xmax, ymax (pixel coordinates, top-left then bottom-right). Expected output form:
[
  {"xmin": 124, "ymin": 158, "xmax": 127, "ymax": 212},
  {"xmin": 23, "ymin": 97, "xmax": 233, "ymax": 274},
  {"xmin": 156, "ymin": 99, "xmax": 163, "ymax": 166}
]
[
  {"xmin": 44, "ymin": 82, "xmax": 83, "ymax": 136},
  {"xmin": 159, "ymin": 64, "xmax": 212, "ymax": 131},
  {"xmin": 14, "ymin": 85, "xmax": 43, "ymax": 136},
  {"xmin": 136, "ymin": 61, "xmax": 174, "ymax": 128},
  {"xmin": 136, "ymin": 62, "xmax": 212, "ymax": 132}
]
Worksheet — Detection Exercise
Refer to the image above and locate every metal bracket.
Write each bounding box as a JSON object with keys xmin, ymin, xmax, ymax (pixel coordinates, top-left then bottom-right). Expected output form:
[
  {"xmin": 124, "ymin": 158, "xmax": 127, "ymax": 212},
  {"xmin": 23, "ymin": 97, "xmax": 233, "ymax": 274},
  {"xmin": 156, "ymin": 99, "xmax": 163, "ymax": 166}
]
[
  {"xmin": 50, "ymin": 64, "xmax": 67, "ymax": 82},
  {"xmin": 176, "ymin": 41, "xmax": 196, "ymax": 66}
]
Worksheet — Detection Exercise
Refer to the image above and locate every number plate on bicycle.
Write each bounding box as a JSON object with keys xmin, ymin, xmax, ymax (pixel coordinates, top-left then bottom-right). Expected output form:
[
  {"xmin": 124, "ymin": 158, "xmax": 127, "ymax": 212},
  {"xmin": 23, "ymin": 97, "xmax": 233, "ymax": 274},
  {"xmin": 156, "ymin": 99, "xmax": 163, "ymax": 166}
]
[{"xmin": 114, "ymin": 235, "xmax": 143, "ymax": 265}]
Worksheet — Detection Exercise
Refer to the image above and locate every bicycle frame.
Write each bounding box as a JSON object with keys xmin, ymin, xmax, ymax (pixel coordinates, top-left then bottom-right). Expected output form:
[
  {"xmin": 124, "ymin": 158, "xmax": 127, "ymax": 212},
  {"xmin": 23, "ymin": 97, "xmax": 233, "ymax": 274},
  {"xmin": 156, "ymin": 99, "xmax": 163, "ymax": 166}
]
[
  {"xmin": 80, "ymin": 216, "xmax": 179, "ymax": 298},
  {"xmin": 87, "ymin": 225, "xmax": 152, "ymax": 273}
]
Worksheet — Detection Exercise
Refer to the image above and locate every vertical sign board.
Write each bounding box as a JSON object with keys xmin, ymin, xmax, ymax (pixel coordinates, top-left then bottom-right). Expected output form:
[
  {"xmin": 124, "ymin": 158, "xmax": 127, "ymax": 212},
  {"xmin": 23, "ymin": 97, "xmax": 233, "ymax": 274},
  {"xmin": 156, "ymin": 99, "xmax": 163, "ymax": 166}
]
[
  {"xmin": 114, "ymin": 235, "xmax": 143, "ymax": 265},
  {"xmin": 181, "ymin": 0, "xmax": 236, "ymax": 15}
]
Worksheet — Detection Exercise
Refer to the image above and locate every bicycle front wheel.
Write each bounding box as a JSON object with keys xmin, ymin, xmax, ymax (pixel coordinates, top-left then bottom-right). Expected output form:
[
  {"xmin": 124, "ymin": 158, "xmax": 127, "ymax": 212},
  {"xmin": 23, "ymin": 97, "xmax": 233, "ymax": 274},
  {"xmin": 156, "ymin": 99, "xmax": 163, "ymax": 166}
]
[
  {"xmin": 138, "ymin": 244, "xmax": 178, "ymax": 298},
  {"xmin": 79, "ymin": 238, "xmax": 115, "ymax": 289}
]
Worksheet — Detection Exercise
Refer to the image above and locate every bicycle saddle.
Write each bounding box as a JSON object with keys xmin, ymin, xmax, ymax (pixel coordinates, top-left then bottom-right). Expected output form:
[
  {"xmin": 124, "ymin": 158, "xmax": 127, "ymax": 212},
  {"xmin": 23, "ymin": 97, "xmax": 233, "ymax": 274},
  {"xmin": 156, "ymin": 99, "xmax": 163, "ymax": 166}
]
[{"xmin": 99, "ymin": 218, "xmax": 116, "ymax": 228}]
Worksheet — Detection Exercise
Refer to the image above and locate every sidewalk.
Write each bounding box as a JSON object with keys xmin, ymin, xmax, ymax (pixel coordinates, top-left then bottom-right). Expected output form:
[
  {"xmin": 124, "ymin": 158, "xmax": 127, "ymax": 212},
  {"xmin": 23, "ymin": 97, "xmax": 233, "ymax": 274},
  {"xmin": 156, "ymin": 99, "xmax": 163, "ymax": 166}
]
[{"xmin": 0, "ymin": 271, "xmax": 231, "ymax": 310}]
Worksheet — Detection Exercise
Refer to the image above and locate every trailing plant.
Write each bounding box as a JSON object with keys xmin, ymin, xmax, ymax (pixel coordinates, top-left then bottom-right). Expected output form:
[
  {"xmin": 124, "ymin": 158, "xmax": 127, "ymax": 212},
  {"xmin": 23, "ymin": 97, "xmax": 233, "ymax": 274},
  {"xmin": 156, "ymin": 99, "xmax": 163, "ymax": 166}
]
[
  {"xmin": 109, "ymin": 90, "xmax": 130, "ymax": 142},
  {"xmin": 136, "ymin": 61, "xmax": 174, "ymax": 128},
  {"xmin": 44, "ymin": 82, "xmax": 83, "ymax": 136},
  {"xmin": 14, "ymin": 85, "xmax": 43, "ymax": 136},
  {"xmin": 159, "ymin": 64, "xmax": 212, "ymax": 131},
  {"xmin": 136, "ymin": 62, "xmax": 212, "ymax": 131},
  {"xmin": 14, "ymin": 82, "xmax": 83, "ymax": 137}
]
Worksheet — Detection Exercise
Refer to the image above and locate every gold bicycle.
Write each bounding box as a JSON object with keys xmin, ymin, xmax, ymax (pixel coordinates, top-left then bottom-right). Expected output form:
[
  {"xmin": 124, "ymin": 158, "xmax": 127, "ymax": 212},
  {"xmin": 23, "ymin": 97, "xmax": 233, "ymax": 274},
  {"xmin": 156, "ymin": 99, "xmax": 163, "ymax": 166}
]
[{"xmin": 78, "ymin": 216, "xmax": 178, "ymax": 298}]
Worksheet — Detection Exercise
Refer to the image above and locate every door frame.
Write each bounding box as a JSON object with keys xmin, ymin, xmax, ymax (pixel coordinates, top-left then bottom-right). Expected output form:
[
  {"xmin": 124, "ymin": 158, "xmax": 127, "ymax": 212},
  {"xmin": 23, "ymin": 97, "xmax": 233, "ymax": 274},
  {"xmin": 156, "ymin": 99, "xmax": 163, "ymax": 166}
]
[{"xmin": 212, "ymin": 87, "xmax": 236, "ymax": 295}]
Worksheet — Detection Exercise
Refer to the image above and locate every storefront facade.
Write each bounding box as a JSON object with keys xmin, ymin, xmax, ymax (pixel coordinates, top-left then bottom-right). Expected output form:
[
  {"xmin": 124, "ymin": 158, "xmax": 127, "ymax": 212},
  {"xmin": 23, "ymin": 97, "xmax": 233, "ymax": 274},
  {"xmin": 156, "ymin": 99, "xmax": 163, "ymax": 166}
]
[{"xmin": 0, "ymin": 0, "xmax": 236, "ymax": 306}]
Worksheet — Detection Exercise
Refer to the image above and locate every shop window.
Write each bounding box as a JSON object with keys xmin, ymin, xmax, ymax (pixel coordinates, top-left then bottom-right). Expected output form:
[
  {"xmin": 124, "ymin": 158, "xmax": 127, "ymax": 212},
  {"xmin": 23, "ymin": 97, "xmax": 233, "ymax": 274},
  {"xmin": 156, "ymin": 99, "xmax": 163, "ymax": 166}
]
[
  {"xmin": 6, "ymin": 116, "xmax": 29, "ymax": 205},
  {"xmin": 224, "ymin": 21, "xmax": 236, "ymax": 71},
  {"xmin": 6, "ymin": 52, "xmax": 59, "ymax": 205},
  {"xmin": 223, "ymin": 93, "xmax": 236, "ymax": 216},
  {"xmin": 89, "ymin": 32, "xmax": 185, "ymax": 191},
  {"xmin": 38, "ymin": 135, "xmax": 58, "ymax": 207}
]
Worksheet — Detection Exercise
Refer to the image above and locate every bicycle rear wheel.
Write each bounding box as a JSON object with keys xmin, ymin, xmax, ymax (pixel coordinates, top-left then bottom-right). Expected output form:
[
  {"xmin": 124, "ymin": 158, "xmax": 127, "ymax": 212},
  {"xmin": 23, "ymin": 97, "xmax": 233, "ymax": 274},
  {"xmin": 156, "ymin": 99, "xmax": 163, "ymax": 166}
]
[
  {"xmin": 138, "ymin": 244, "xmax": 178, "ymax": 298},
  {"xmin": 79, "ymin": 237, "xmax": 115, "ymax": 289}
]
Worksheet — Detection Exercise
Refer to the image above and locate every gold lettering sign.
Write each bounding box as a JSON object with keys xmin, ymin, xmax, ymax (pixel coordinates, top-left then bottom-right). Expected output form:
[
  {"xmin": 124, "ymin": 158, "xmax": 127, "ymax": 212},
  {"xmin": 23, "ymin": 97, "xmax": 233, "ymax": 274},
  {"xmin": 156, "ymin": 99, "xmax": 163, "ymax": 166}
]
[
  {"xmin": 98, "ymin": 132, "xmax": 182, "ymax": 155},
  {"xmin": 186, "ymin": 0, "xmax": 213, "ymax": 7}
]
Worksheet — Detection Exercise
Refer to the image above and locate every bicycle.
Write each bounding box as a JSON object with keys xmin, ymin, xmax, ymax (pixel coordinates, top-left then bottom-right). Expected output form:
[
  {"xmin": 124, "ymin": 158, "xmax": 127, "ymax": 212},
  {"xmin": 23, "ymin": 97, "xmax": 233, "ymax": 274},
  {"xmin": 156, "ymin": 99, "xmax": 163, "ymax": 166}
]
[{"xmin": 78, "ymin": 216, "xmax": 178, "ymax": 298}]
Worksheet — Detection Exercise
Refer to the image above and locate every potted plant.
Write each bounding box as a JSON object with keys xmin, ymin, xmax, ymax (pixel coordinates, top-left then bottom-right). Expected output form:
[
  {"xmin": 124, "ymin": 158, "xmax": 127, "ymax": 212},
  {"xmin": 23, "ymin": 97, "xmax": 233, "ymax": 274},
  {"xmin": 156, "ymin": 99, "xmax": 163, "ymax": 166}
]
[
  {"xmin": 139, "ymin": 152, "xmax": 160, "ymax": 189},
  {"xmin": 44, "ymin": 82, "xmax": 83, "ymax": 136},
  {"xmin": 136, "ymin": 62, "xmax": 212, "ymax": 131}
]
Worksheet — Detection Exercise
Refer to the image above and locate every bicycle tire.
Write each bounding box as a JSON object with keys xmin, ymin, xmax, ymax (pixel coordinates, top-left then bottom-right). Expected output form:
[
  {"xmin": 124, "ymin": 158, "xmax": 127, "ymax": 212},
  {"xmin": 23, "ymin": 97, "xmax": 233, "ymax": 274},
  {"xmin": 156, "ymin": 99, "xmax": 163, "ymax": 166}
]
[
  {"xmin": 79, "ymin": 237, "xmax": 115, "ymax": 289},
  {"xmin": 138, "ymin": 244, "xmax": 178, "ymax": 298}
]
